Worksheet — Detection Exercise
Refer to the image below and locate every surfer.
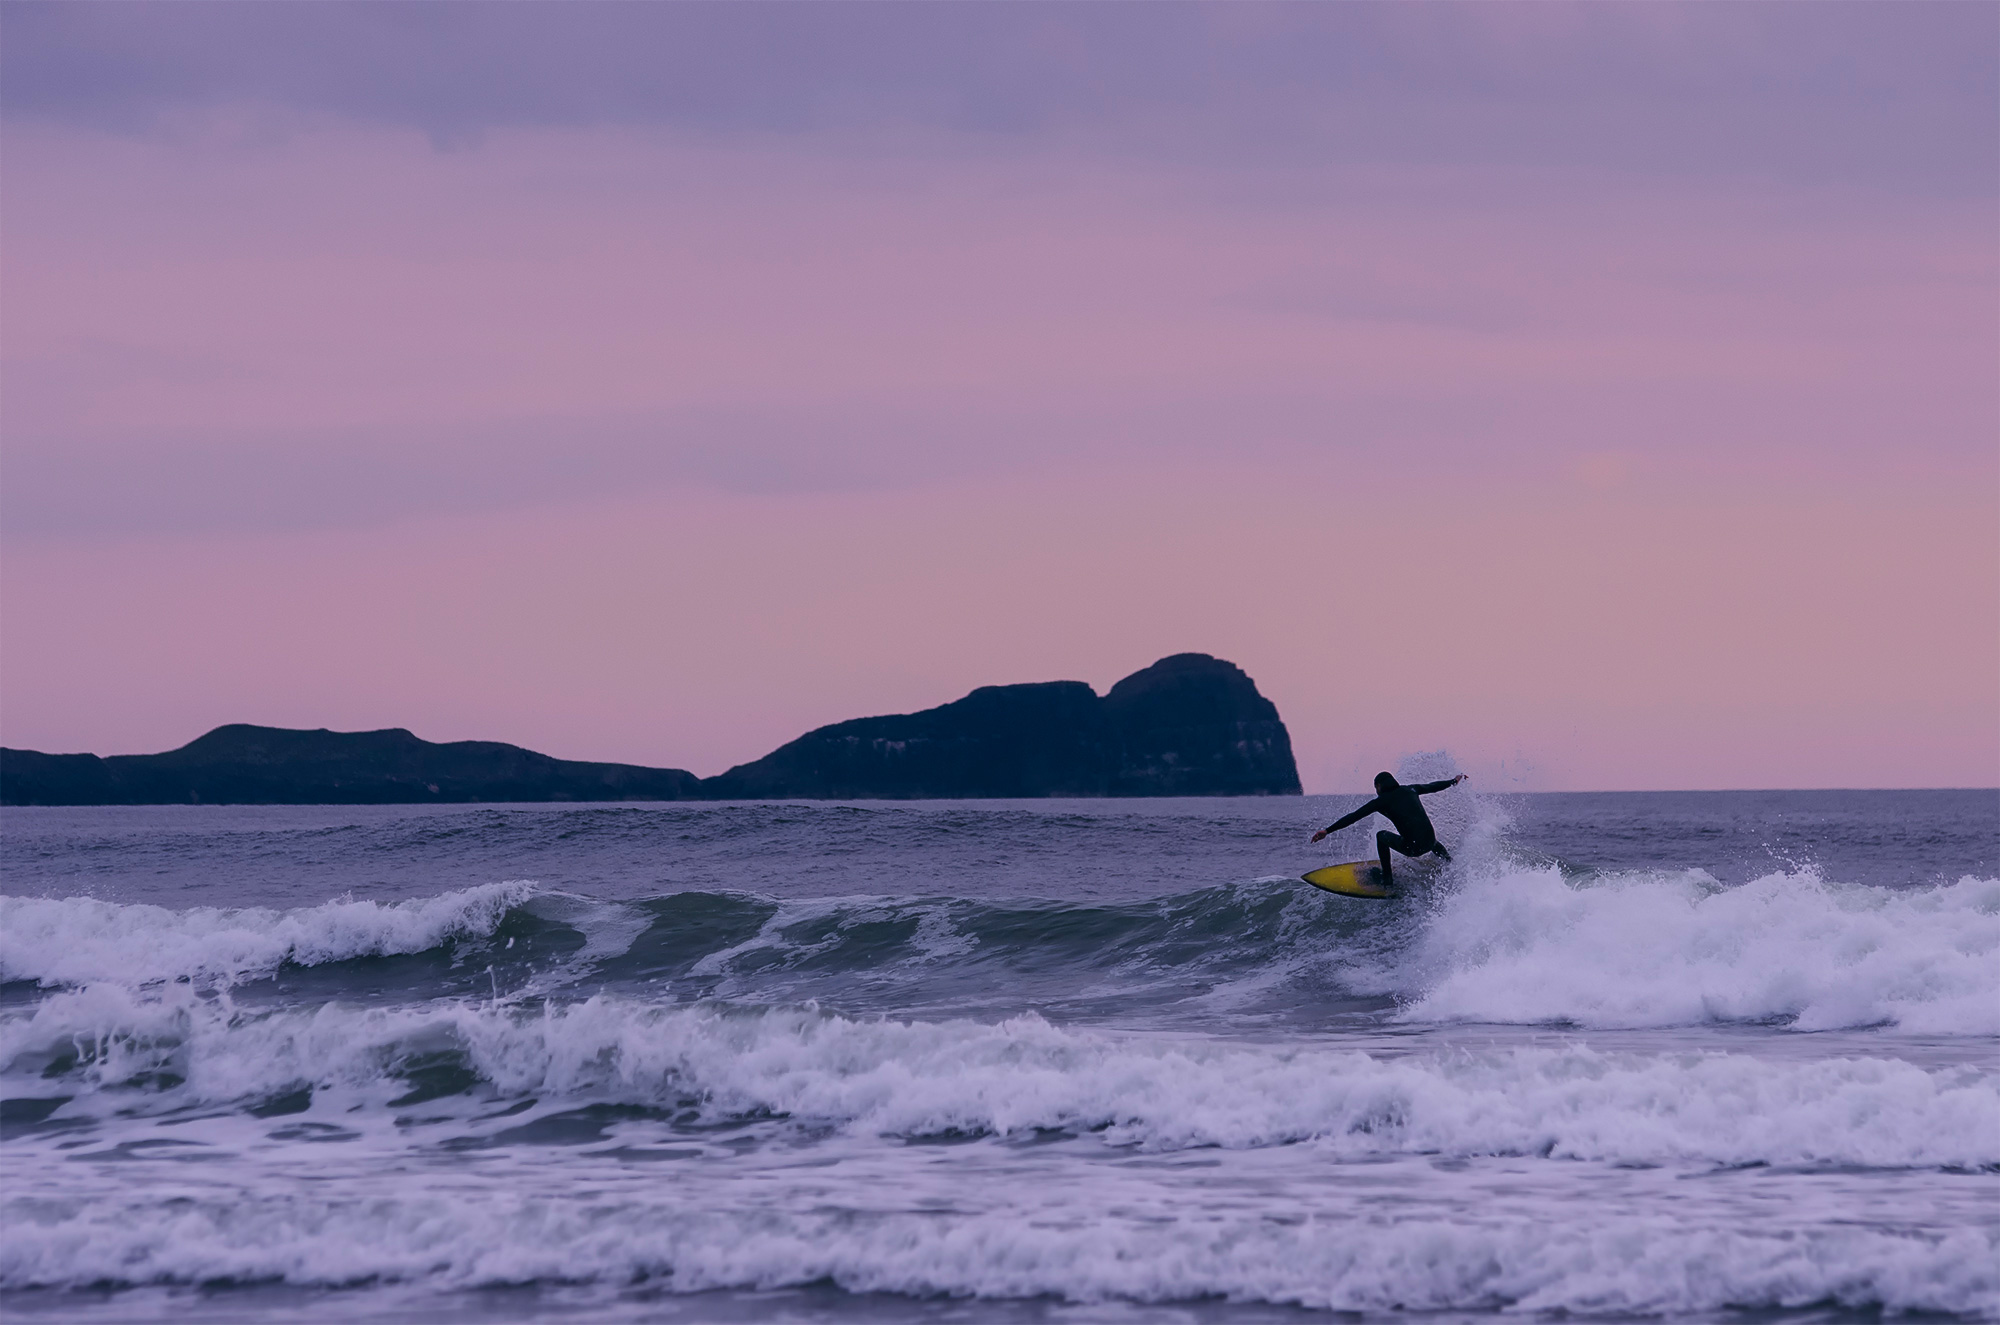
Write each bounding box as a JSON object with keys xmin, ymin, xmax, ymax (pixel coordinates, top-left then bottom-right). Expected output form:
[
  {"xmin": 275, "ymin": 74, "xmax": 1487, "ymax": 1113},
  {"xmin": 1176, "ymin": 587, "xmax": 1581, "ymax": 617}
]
[{"xmin": 1311, "ymin": 772, "xmax": 1467, "ymax": 886}]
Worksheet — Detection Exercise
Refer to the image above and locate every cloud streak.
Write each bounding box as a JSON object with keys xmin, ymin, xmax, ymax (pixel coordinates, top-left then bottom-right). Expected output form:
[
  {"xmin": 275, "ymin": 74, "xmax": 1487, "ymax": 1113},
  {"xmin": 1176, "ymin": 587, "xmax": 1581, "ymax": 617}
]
[{"xmin": 5, "ymin": 2, "xmax": 1993, "ymax": 191}]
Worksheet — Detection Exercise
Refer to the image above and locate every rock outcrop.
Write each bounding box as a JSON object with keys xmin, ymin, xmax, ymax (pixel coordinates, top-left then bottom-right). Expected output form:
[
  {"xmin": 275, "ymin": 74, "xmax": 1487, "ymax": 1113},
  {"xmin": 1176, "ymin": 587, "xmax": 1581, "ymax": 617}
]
[
  {"xmin": 702, "ymin": 654, "xmax": 1300, "ymax": 799},
  {"xmin": 0, "ymin": 724, "xmax": 703, "ymax": 805}
]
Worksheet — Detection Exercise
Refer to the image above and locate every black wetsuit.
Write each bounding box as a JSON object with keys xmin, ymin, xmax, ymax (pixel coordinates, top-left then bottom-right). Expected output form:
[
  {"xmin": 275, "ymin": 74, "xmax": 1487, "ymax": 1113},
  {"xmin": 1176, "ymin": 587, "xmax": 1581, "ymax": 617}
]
[{"xmin": 1321, "ymin": 779, "xmax": 1458, "ymax": 883}]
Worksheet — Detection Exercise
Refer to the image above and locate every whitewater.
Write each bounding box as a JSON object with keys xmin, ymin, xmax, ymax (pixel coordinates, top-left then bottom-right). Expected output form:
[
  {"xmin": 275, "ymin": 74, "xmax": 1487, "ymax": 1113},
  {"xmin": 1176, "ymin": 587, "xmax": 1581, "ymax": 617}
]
[{"xmin": 1, "ymin": 786, "xmax": 1994, "ymax": 1323}]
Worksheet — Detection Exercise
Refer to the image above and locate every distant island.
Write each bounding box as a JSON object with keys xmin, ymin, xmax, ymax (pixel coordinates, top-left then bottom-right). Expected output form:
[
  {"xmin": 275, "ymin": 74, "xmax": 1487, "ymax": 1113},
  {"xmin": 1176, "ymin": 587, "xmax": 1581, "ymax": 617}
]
[{"xmin": 0, "ymin": 653, "xmax": 1301, "ymax": 805}]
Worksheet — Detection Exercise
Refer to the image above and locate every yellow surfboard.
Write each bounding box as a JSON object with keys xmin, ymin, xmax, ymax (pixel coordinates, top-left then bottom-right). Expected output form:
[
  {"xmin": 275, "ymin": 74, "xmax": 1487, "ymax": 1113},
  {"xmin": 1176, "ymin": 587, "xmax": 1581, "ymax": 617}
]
[{"xmin": 1302, "ymin": 860, "xmax": 1398, "ymax": 899}]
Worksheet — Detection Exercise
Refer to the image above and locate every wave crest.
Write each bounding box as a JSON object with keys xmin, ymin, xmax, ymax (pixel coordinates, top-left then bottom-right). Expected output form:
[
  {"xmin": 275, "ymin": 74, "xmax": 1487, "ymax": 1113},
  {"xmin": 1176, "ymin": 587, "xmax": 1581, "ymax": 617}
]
[{"xmin": 0, "ymin": 882, "xmax": 538, "ymax": 988}]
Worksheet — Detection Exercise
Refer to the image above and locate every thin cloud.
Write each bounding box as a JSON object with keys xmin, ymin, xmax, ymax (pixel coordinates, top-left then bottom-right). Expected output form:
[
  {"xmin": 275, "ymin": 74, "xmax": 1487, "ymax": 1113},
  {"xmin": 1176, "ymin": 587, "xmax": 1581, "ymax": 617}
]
[{"xmin": 3, "ymin": 2, "xmax": 1992, "ymax": 192}]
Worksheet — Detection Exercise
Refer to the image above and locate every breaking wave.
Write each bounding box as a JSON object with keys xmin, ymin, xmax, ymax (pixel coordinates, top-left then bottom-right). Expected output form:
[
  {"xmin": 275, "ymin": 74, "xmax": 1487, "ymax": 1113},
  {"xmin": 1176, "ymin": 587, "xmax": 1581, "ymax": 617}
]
[
  {"xmin": 5, "ymin": 862, "xmax": 1997, "ymax": 1033},
  {"xmin": 1405, "ymin": 867, "xmax": 2000, "ymax": 1034},
  {"xmin": 0, "ymin": 883, "xmax": 539, "ymax": 990},
  {"xmin": 6, "ymin": 991, "xmax": 1996, "ymax": 1168}
]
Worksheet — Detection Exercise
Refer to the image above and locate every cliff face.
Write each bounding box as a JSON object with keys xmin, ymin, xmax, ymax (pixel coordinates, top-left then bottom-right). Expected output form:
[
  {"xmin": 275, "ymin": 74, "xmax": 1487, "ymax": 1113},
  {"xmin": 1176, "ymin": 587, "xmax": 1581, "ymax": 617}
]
[
  {"xmin": 1105, "ymin": 653, "xmax": 1302, "ymax": 796},
  {"xmin": 0, "ymin": 724, "xmax": 702, "ymax": 805},
  {"xmin": 703, "ymin": 653, "xmax": 1300, "ymax": 799}
]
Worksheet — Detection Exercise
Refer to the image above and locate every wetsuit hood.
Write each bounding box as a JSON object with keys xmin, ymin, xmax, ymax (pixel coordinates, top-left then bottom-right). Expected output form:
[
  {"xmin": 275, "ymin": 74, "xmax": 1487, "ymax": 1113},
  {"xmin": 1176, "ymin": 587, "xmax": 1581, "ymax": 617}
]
[{"xmin": 1374, "ymin": 772, "xmax": 1398, "ymax": 794}]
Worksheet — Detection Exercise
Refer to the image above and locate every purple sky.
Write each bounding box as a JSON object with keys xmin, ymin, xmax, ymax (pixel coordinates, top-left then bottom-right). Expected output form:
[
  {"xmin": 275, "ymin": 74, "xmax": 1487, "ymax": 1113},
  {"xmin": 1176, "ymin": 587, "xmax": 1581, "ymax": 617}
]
[{"xmin": 2, "ymin": 2, "xmax": 1994, "ymax": 790}]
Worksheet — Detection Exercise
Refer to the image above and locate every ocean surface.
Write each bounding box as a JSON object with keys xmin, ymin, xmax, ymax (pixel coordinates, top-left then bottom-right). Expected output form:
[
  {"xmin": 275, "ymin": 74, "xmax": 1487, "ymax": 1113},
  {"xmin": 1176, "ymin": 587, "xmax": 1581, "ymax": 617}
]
[{"xmin": 1, "ymin": 778, "xmax": 1995, "ymax": 1324}]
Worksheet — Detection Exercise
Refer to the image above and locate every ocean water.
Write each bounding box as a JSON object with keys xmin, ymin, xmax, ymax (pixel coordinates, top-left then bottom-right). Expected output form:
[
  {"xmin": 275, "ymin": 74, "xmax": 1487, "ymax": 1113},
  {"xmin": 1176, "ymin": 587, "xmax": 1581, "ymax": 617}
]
[{"xmin": 0, "ymin": 782, "xmax": 1995, "ymax": 1324}]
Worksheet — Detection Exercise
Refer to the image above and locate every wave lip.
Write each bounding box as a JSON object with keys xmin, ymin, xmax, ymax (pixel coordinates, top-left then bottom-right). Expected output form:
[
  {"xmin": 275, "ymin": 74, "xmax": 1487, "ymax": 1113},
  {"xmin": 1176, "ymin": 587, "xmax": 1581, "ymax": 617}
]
[
  {"xmin": 0, "ymin": 882, "xmax": 538, "ymax": 989},
  {"xmin": 1402, "ymin": 868, "xmax": 2000, "ymax": 1034}
]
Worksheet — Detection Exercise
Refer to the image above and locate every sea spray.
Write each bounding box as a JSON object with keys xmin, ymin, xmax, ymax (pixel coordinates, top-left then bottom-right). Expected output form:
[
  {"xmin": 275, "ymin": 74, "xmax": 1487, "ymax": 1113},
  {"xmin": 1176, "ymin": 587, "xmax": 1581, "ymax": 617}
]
[{"xmin": 1402, "ymin": 868, "xmax": 2000, "ymax": 1033}]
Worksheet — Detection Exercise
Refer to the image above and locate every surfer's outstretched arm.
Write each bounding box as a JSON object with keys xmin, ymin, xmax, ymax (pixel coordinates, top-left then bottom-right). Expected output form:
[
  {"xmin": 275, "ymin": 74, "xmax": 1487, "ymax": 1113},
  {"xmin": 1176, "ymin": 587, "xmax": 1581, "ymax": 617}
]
[
  {"xmin": 1412, "ymin": 775, "xmax": 1467, "ymax": 795},
  {"xmin": 1311, "ymin": 798, "xmax": 1379, "ymax": 842}
]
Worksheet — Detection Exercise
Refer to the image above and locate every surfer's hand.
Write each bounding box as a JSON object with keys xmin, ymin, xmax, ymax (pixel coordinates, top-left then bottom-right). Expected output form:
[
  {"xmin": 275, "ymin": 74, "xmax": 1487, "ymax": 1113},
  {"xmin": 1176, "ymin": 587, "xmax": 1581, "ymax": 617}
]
[{"xmin": 1310, "ymin": 828, "xmax": 1329, "ymax": 842}]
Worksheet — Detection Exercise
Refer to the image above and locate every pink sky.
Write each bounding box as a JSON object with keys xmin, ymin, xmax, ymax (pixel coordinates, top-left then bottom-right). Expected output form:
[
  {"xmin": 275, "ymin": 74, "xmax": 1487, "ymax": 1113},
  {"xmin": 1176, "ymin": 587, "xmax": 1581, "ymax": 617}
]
[{"xmin": 2, "ymin": 5, "xmax": 1994, "ymax": 790}]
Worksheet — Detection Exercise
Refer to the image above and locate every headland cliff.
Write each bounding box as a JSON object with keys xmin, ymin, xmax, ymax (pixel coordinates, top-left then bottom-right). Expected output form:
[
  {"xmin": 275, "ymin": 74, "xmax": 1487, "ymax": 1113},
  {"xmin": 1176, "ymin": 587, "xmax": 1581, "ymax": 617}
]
[{"xmin": 1, "ymin": 653, "xmax": 1301, "ymax": 804}]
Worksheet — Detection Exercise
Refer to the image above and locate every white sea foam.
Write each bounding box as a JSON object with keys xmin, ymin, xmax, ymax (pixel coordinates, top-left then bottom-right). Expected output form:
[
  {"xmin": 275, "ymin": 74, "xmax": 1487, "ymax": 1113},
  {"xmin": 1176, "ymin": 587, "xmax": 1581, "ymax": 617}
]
[
  {"xmin": 3, "ymin": 1187, "xmax": 1992, "ymax": 1314},
  {"xmin": 0, "ymin": 882, "xmax": 537, "ymax": 988},
  {"xmin": 8, "ymin": 993, "xmax": 1995, "ymax": 1168},
  {"xmin": 8, "ymin": 861, "xmax": 1996, "ymax": 1036},
  {"xmin": 1400, "ymin": 867, "xmax": 2000, "ymax": 1034}
]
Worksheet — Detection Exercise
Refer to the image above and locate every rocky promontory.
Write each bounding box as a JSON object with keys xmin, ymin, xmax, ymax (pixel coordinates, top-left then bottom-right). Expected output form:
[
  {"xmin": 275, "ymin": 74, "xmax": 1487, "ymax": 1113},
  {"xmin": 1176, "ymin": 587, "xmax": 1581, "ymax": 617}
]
[{"xmin": 1, "ymin": 654, "xmax": 1302, "ymax": 804}]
